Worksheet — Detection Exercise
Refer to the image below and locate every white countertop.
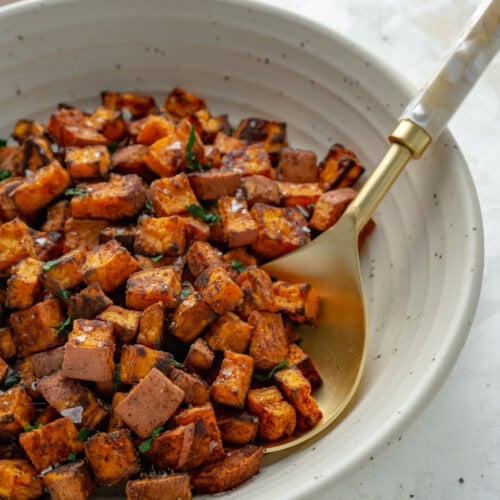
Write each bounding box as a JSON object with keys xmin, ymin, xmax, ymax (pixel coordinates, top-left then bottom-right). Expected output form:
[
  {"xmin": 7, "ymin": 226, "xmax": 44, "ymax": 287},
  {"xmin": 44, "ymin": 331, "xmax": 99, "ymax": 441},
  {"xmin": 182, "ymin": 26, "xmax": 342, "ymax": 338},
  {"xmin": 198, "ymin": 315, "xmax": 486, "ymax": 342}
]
[{"xmin": 259, "ymin": 0, "xmax": 500, "ymax": 498}]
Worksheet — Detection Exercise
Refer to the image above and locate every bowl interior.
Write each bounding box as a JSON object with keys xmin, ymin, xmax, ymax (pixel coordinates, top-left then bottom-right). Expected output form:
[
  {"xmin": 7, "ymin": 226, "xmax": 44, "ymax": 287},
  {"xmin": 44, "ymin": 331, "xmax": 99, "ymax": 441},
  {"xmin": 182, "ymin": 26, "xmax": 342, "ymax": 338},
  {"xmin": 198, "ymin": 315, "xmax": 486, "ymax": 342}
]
[{"xmin": 0, "ymin": 0, "xmax": 483, "ymax": 498}]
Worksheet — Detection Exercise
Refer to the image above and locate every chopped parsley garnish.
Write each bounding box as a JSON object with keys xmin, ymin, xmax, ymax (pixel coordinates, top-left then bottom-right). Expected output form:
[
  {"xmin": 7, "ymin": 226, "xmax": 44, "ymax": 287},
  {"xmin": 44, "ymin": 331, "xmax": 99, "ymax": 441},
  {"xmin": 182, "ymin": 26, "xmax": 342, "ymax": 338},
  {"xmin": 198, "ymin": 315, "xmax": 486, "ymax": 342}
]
[
  {"xmin": 307, "ymin": 203, "xmax": 315, "ymax": 210},
  {"xmin": 144, "ymin": 199, "xmax": 154, "ymax": 212},
  {"xmin": 138, "ymin": 426, "xmax": 164, "ymax": 453},
  {"xmin": 67, "ymin": 453, "xmax": 77, "ymax": 462},
  {"xmin": 185, "ymin": 204, "xmax": 221, "ymax": 226},
  {"xmin": 185, "ymin": 125, "xmax": 211, "ymax": 172},
  {"xmin": 64, "ymin": 187, "xmax": 92, "ymax": 197},
  {"xmin": 3, "ymin": 373, "xmax": 21, "ymax": 389},
  {"xmin": 179, "ymin": 288, "xmax": 190, "ymax": 300},
  {"xmin": 77, "ymin": 427, "xmax": 94, "ymax": 442},
  {"xmin": 151, "ymin": 254, "xmax": 164, "ymax": 263},
  {"xmin": 172, "ymin": 359, "xmax": 186, "ymax": 369},
  {"xmin": 106, "ymin": 141, "xmax": 120, "ymax": 154},
  {"xmin": 42, "ymin": 256, "xmax": 64, "ymax": 272},
  {"xmin": 0, "ymin": 138, "xmax": 7, "ymax": 147},
  {"xmin": 113, "ymin": 362, "xmax": 121, "ymax": 389},
  {"xmin": 0, "ymin": 169, "xmax": 12, "ymax": 181},
  {"xmin": 50, "ymin": 315, "xmax": 72, "ymax": 337},
  {"xmin": 231, "ymin": 260, "xmax": 247, "ymax": 273},
  {"xmin": 57, "ymin": 289, "xmax": 71, "ymax": 300},
  {"xmin": 24, "ymin": 423, "xmax": 43, "ymax": 432},
  {"xmin": 253, "ymin": 358, "xmax": 288, "ymax": 381}
]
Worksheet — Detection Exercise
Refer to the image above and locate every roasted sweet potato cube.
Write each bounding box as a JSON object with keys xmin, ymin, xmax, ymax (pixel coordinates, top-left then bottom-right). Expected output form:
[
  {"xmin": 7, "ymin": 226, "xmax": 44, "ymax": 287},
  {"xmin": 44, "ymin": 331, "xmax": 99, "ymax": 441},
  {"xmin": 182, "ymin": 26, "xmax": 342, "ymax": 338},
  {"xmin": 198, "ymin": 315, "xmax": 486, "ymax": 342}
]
[
  {"xmin": 247, "ymin": 386, "xmax": 296, "ymax": 441},
  {"xmin": 41, "ymin": 199, "xmax": 70, "ymax": 233},
  {"xmin": 222, "ymin": 143, "xmax": 273, "ymax": 178},
  {"xmin": 190, "ymin": 109, "xmax": 231, "ymax": 144},
  {"xmin": 168, "ymin": 366, "xmax": 210, "ymax": 406},
  {"xmin": 12, "ymin": 118, "xmax": 45, "ymax": 141},
  {"xmin": 180, "ymin": 214, "xmax": 211, "ymax": 246},
  {"xmin": 240, "ymin": 174, "xmax": 280, "ymax": 206},
  {"xmin": 217, "ymin": 196, "xmax": 258, "ymax": 248},
  {"xmin": 278, "ymin": 147, "xmax": 318, "ymax": 182},
  {"xmin": 210, "ymin": 350, "xmax": 253, "ymax": 408},
  {"xmin": 0, "ymin": 459, "xmax": 43, "ymax": 500},
  {"xmin": 236, "ymin": 266, "xmax": 278, "ymax": 315},
  {"xmin": 63, "ymin": 217, "xmax": 109, "ymax": 252},
  {"xmin": 173, "ymin": 403, "xmax": 225, "ymax": 469},
  {"xmin": 126, "ymin": 473, "xmax": 192, "ymax": 500},
  {"xmin": 13, "ymin": 357, "xmax": 38, "ymax": 400},
  {"xmin": 150, "ymin": 173, "xmax": 199, "ymax": 217},
  {"xmin": 0, "ymin": 177, "xmax": 22, "ymax": 222},
  {"xmin": 190, "ymin": 444, "xmax": 263, "ymax": 494},
  {"xmin": 101, "ymin": 90, "xmax": 157, "ymax": 118},
  {"xmin": 61, "ymin": 319, "xmax": 115, "ymax": 383},
  {"xmin": 84, "ymin": 429, "xmax": 140, "ymax": 486},
  {"xmin": 111, "ymin": 144, "xmax": 152, "ymax": 179},
  {"xmin": 184, "ymin": 338, "xmax": 214, "ymax": 374},
  {"xmin": 37, "ymin": 372, "xmax": 108, "ymax": 428},
  {"xmin": 318, "ymin": 143, "xmax": 365, "ymax": 189},
  {"xmin": 273, "ymin": 366, "xmax": 322, "ymax": 429},
  {"xmin": 99, "ymin": 224, "xmax": 136, "ymax": 252},
  {"xmin": 194, "ymin": 265, "xmax": 243, "ymax": 315},
  {"xmin": 250, "ymin": 203, "xmax": 311, "ymax": 259},
  {"xmin": 10, "ymin": 161, "xmax": 71, "ymax": 215},
  {"xmin": 70, "ymin": 174, "xmax": 147, "ymax": 220},
  {"xmin": 0, "ymin": 327, "xmax": 16, "ymax": 359},
  {"xmin": 16, "ymin": 136, "xmax": 55, "ymax": 172},
  {"xmin": 41, "ymin": 246, "xmax": 86, "ymax": 294},
  {"xmin": 89, "ymin": 106, "xmax": 128, "ymax": 142},
  {"xmin": 164, "ymin": 87, "xmax": 207, "ymax": 119},
  {"xmin": 186, "ymin": 240, "xmax": 224, "ymax": 278},
  {"xmin": 204, "ymin": 312, "xmax": 253, "ymax": 353},
  {"xmin": 286, "ymin": 343, "xmax": 322, "ymax": 390},
  {"xmin": 107, "ymin": 392, "xmax": 127, "ymax": 432},
  {"xmin": 0, "ymin": 387, "xmax": 35, "ymax": 439},
  {"xmin": 247, "ymin": 311, "xmax": 289, "ymax": 370},
  {"xmin": 69, "ymin": 282, "xmax": 112, "ymax": 320},
  {"xmin": 30, "ymin": 346, "xmax": 65, "ymax": 378},
  {"xmin": 136, "ymin": 301, "xmax": 165, "ymax": 349},
  {"xmin": 276, "ymin": 181, "xmax": 323, "ymax": 208},
  {"xmin": 9, "ymin": 298, "xmax": 65, "ymax": 357},
  {"xmin": 213, "ymin": 131, "xmax": 246, "ymax": 154},
  {"xmin": 5, "ymin": 257, "xmax": 43, "ymax": 310},
  {"xmin": 216, "ymin": 407, "xmax": 259, "ymax": 445},
  {"xmin": 126, "ymin": 266, "xmax": 181, "ymax": 311},
  {"xmin": 82, "ymin": 239, "xmax": 139, "ymax": 293},
  {"xmin": 0, "ymin": 218, "xmax": 34, "ymax": 274},
  {"xmin": 188, "ymin": 169, "xmax": 242, "ymax": 200},
  {"xmin": 119, "ymin": 344, "xmax": 173, "ymax": 385},
  {"xmin": 170, "ymin": 285, "xmax": 217, "ymax": 343},
  {"xmin": 308, "ymin": 187, "xmax": 357, "ymax": 231},
  {"xmin": 272, "ymin": 280, "xmax": 320, "ymax": 325},
  {"xmin": 234, "ymin": 117, "xmax": 287, "ymax": 156},
  {"xmin": 19, "ymin": 417, "xmax": 84, "ymax": 472},
  {"xmin": 0, "ymin": 356, "xmax": 9, "ymax": 384},
  {"xmin": 136, "ymin": 114, "xmax": 175, "ymax": 144},
  {"xmin": 134, "ymin": 215, "xmax": 186, "ymax": 257},
  {"xmin": 115, "ymin": 368, "xmax": 184, "ymax": 439},
  {"xmin": 97, "ymin": 305, "xmax": 141, "ymax": 344},
  {"xmin": 42, "ymin": 460, "xmax": 94, "ymax": 500},
  {"xmin": 31, "ymin": 229, "xmax": 63, "ymax": 262},
  {"xmin": 65, "ymin": 145, "xmax": 111, "ymax": 181}
]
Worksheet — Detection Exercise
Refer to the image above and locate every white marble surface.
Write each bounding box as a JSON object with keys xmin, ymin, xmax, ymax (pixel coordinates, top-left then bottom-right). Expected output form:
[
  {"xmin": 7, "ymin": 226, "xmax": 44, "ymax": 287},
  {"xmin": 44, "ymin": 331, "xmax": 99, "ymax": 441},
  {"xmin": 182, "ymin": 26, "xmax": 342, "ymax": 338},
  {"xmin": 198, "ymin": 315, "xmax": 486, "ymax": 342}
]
[{"xmin": 258, "ymin": 0, "xmax": 500, "ymax": 499}]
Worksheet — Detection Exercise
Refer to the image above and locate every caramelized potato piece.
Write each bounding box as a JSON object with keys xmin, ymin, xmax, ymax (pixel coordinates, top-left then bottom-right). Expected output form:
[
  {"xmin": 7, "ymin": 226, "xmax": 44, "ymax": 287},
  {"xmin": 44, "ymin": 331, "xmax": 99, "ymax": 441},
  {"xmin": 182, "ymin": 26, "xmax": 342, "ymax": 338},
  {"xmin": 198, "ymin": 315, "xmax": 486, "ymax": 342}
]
[
  {"xmin": 0, "ymin": 218, "xmax": 34, "ymax": 274},
  {"xmin": 234, "ymin": 117, "xmax": 287, "ymax": 155},
  {"xmin": 164, "ymin": 86, "xmax": 207, "ymax": 119},
  {"xmin": 278, "ymin": 147, "xmax": 318, "ymax": 183},
  {"xmin": 43, "ymin": 460, "xmax": 94, "ymax": 500},
  {"xmin": 318, "ymin": 143, "xmax": 365, "ymax": 189},
  {"xmin": 0, "ymin": 387, "xmax": 35, "ymax": 440},
  {"xmin": 101, "ymin": 90, "xmax": 157, "ymax": 118},
  {"xmin": 126, "ymin": 473, "xmax": 192, "ymax": 500},
  {"xmin": 65, "ymin": 145, "xmax": 111, "ymax": 181},
  {"xmin": 6, "ymin": 257, "xmax": 43, "ymax": 310},
  {"xmin": 118, "ymin": 344, "xmax": 172, "ymax": 385},
  {"xmin": 0, "ymin": 459, "xmax": 43, "ymax": 500}
]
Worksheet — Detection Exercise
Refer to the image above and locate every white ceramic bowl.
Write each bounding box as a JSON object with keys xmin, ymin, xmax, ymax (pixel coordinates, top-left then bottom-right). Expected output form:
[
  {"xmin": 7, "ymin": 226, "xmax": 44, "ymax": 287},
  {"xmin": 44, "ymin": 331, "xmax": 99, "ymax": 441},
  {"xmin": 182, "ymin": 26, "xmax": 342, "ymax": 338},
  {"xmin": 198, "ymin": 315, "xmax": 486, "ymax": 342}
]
[{"xmin": 0, "ymin": 0, "xmax": 483, "ymax": 498}]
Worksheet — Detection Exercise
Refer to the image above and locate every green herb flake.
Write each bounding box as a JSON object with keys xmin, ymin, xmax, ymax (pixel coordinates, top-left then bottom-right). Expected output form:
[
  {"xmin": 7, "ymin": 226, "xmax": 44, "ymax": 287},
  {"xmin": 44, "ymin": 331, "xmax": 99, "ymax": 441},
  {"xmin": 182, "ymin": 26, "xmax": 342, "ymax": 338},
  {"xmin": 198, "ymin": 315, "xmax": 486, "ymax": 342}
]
[
  {"xmin": 77, "ymin": 427, "xmax": 94, "ymax": 442},
  {"xmin": 253, "ymin": 358, "xmax": 289, "ymax": 382},
  {"xmin": 144, "ymin": 199, "xmax": 154, "ymax": 211},
  {"xmin": 231, "ymin": 260, "xmax": 247, "ymax": 273},
  {"xmin": 57, "ymin": 289, "xmax": 71, "ymax": 300},
  {"xmin": 42, "ymin": 256, "xmax": 64, "ymax": 272},
  {"xmin": 151, "ymin": 254, "xmax": 164, "ymax": 263},
  {"xmin": 106, "ymin": 141, "xmax": 120, "ymax": 154},
  {"xmin": 179, "ymin": 288, "xmax": 191, "ymax": 300},
  {"xmin": 307, "ymin": 203, "xmax": 315, "ymax": 210},
  {"xmin": 172, "ymin": 359, "xmax": 186, "ymax": 369},
  {"xmin": 50, "ymin": 315, "xmax": 72, "ymax": 337},
  {"xmin": 67, "ymin": 452, "xmax": 77, "ymax": 462},
  {"xmin": 3, "ymin": 373, "xmax": 21, "ymax": 389},
  {"xmin": 0, "ymin": 169, "xmax": 12, "ymax": 181},
  {"xmin": 0, "ymin": 138, "xmax": 7, "ymax": 147},
  {"xmin": 113, "ymin": 362, "xmax": 121, "ymax": 390},
  {"xmin": 138, "ymin": 426, "xmax": 164, "ymax": 453},
  {"xmin": 185, "ymin": 204, "xmax": 221, "ymax": 226},
  {"xmin": 185, "ymin": 125, "xmax": 211, "ymax": 172},
  {"xmin": 64, "ymin": 187, "xmax": 92, "ymax": 197},
  {"xmin": 24, "ymin": 423, "xmax": 43, "ymax": 432}
]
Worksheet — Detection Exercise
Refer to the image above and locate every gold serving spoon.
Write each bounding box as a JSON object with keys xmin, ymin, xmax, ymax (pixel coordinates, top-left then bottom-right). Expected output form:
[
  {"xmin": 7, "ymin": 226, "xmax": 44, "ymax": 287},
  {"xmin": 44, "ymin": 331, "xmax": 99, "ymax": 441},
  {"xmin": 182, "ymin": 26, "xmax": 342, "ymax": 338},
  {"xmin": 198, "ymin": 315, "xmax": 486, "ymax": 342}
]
[{"xmin": 263, "ymin": 0, "xmax": 500, "ymax": 453}]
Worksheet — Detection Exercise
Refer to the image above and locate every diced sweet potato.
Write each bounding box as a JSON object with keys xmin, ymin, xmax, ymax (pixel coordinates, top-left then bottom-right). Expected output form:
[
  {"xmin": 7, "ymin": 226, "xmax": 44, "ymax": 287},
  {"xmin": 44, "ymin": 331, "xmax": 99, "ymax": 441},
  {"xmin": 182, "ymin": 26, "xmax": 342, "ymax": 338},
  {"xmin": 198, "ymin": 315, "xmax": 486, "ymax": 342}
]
[
  {"xmin": 16, "ymin": 136, "xmax": 55, "ymax": 172},
  {"xmin": 278, "ymin": 148, "xmax": 318, "ymax": 183},
  {"xmin": 183, "ymin": 338, "xmax": 214, "ymax": 374},
  {"xmin": 42, "ymin": 199, "xmax": 70, "ymax": 233},
  {"xmin": 30, "ymin": 346, "xmax": 66, "ymax": 378},
  {"xmin": 135, "ymin": 301, "xmax": 165, "ymax": 349},
  {"xmin": 213, "ymin": 131, "xmax": 246, "ymax": 154},
  {"xmin": 0, "ymin": 177, "xmax": 22, "ymax": 223},
  {"xmin": 272, "ymin": 280, "xmax": 321, "ymax": 325},
  {"xmin": 97, "ymin": 305, "xmax": 141, "ymax": 344},
  {"xmin": 107, "ymin": 392, "xmax": 127, "ymax": 432},
  {"xmin": 69, "ymin": 282, "xmax": 112, "ymax": 320},
  {"xmin": 170, "ymin": 284, "xmax": 217, "ymax": 344},
  {"xmin": 63, "ymin": 217, "xmax": 109, "ymax": 252},
  {"xmin": 136, "ymin": 114, "xmax": 175, "ymax": 144},
  {"xmin": 0, "ymin": 218, "xmax": 34, "ymax": 274},
  {"xmin": 286, "ymin": 343, "xmax": 322, "ymax": 390},
  {"xmin": 0, "ymin": 459, "xmax": 43, "ymax": 500},
  {"xmin": 9, "ymin": 298, "xmax": 65, "ymax": 357},
  {"xmin": 204, "ymin": 312, "xmax": 253, "ymax": 353},
  {"xmin": 5, "ymin": 257, "xmax": 43, "ymax": 310},
  {"xmin": 273, "ymin": 365, "xmax": 322, "ymax": 429},
  {"xmin": 247, "ymin": 311, "xmax": 289, "ymax": 370},
  {"xmin": 134, "ymin": 215, "xmax": 186, "ymax": 257},
  {"xmin": 61, "ymin": 319, "xmax": 116, "ymax": 383},
  {"xmin": 250, "ymin": 203, "xmax": 311, "ymax": 259},
  {"xmin": 118, "ymin": 344, "xmax": 173, "ymax": 385},
  {"xmin": 235, "ymin": 266, "xmax": 278, "ymax": 316},
  {"xmin": 190, "ymin": 444, "xmax": 263, "ymax": 494},
  {"xmin": 65, "ymin": 145, "xmax": 111, "ymax": 181},
  {"xmin": 188, "ymin": 169, "xmax": 242, "ymax": 200},
  {"xmin": 216, "ymin": 407, "xmax": 259, "ymax": 445},
  {"xmin": 125, "ymin": 266, "xmax": 181, "ymax": 311},
  {"xmin": 82, "ymin": 239, "xmax": 139, "ymax": 293},
  {"xmin": 0, "ymin": 387, "xmax": 35, "ymax": 440},
  {"xmin": 276, "ymin": 181, "xmax": 323, "ymax": 208},
  {"xmin": 84, "ymin": 429, "xmax": 140, "ymax": 486},
  {"xmin": 240, "ymin": 174, "xmax": 280, "ymax": 206},
  {"xmin": 101, "ymin": 90, "xmax": 157, "ymax": 118},
  {"xmin": 19, "ymin": 417, "xmax": 84, "ymax": 472},
  {"xmin": 164, "ymin": 86, "xmax": 207, "ymax": 119},
  {"xmin": 217, "ymin": 196, "xmax": 257, "ymax": 248},
  {"xmin": 99, "ymin": 224, "xmax": 136, "ymax": 251},
  {"xmin": 185, "ymin": 240, "xmax": 224, "ymax": 278},
  {"xmin": 180, "ymin": 214, "xmax": 211, "ymax": 246},
  {"xmin": 89, "ymin": 106, "xmax": 128, "ymax": 142},
  {"xmin": 0, "ymin": 356, "xmax": 9, "ymax": 385},
  {"xmin": 247, "ymin": 386, "xmax": 296, "ymax": 441},
  {"xmin": 12, "ymin": 118, "xmax": 45, "ymax": 142},
  {"xmin": 111, "ymin": 144, "xmax": 152, "ymax": 179},
  {"xmin": 126, "ymin": 473, "xmax": 192, "ymax": 500},
  {"xmin": 318, "ymin": 143, "xmax": 365, "ymax": 189},
  {"xmin": 42, "ymin": 460, "xmax": 94, "ymax": 500},
  {"xmin": 210, "ymin": 350, "xmax": 253, "ymax": 408},
  {"xmin": 0, "ymin": 327, "xmax": 16, "ymax": 359},
  {"xmin": 10, "ymin": 161, "xmax": 71, "ymax": 215},
  {"xmin": 222, "ymin": 143, "xmax": 273, "ymax": 177},
  {"xmin": 150, "ymin": 172, "xmax": 199, "ymax": 217},
  {"xmin": 37, "ymin": 371, "xmax": 108, "ymax": 429},
  {"xmin": 308, "ymin": 187, "xmax": 357, "ymax": 232},
  {"xmin": 234, "ymin": 117, "xmax": 287, "ymax": 156},
  {"xmin": 115, "ymin": 368, "xmax": 184, "ymax": 439},
  {"xmin": 31, "ymin": 229, "xmax": 63, "ymax": 262},
  {"xmin": 190, "ymin": 109, "xmax": 231, "ymax": 144},
  {"xmin": 69, "ymin": 174, "xmax": 147, "ymax": 220},
  {"xmin": 41, "ymin": 246, "xmax": 86, "ymax": 294},
  {"xmin": 168, "ymin": 366, "xmax": 210, "ymax": 406}
]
